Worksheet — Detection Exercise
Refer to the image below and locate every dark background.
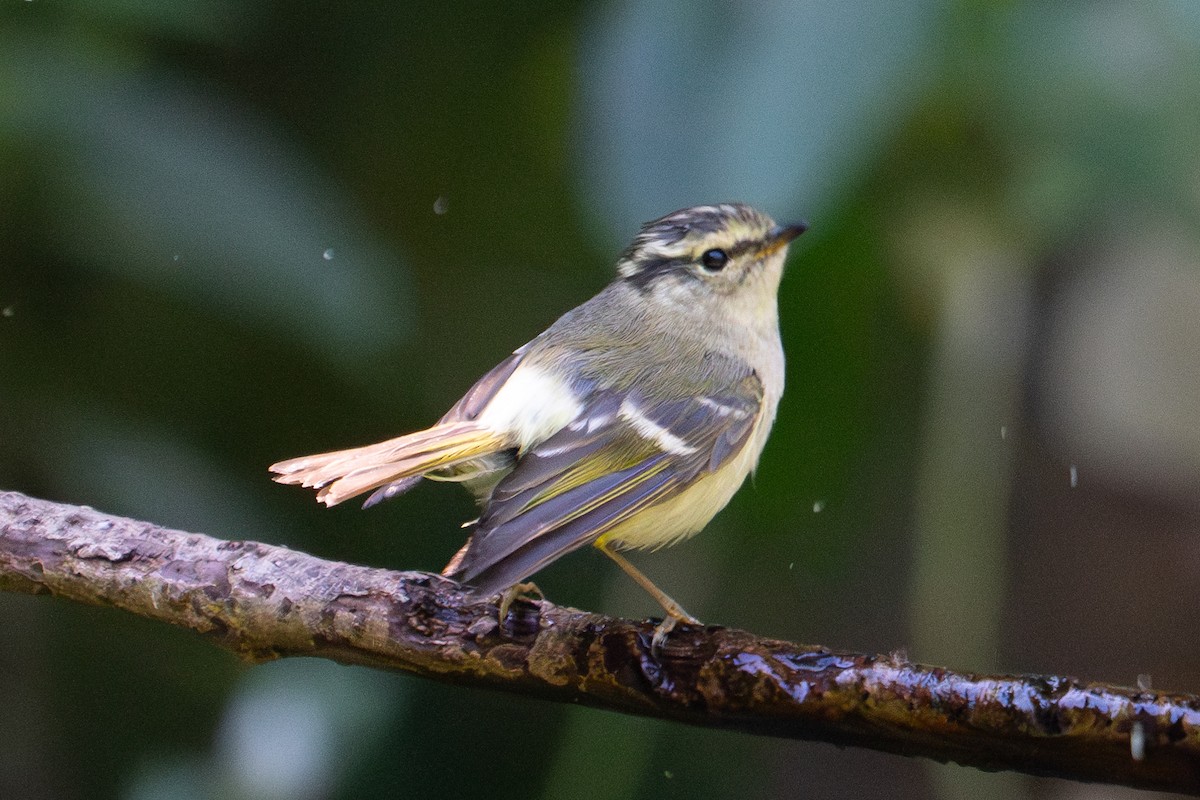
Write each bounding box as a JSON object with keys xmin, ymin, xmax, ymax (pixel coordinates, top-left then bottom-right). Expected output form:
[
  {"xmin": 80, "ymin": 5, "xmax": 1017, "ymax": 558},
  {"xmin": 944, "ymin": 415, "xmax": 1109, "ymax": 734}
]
[{"xmin": 2, "ymin": 2, "xmax": 1198, "ymax": 799}]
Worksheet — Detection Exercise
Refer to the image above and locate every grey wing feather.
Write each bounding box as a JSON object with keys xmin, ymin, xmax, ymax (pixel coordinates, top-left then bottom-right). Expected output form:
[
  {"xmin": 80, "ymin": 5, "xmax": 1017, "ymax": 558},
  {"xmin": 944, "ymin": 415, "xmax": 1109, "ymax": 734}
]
[
  {"xmin": 462, "ymin": 456, "xmax": 677, "ymax": 597},
  {"xmin": 451, "ymin": 375, "xmax": 764, "ymax": 596},
  {"xmin": 440, "ymin": 349, "xmax": 526, "ymax": 422}
]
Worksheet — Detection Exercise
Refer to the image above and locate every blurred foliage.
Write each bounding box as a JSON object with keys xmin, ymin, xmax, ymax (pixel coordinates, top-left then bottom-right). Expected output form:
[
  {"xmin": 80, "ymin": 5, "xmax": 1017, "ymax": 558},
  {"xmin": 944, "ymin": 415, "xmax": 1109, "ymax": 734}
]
[{"xmin": 2, "ymin": 1, "xmax": 1199, "ymax": 799}]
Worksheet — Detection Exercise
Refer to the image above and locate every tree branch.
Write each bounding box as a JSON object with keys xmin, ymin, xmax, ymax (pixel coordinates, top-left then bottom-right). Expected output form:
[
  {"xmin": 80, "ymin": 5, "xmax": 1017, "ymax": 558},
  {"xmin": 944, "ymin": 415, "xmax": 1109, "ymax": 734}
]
[{"xmin": 1, "ymin": 490, "xmax": 1197, "ymax": 794}]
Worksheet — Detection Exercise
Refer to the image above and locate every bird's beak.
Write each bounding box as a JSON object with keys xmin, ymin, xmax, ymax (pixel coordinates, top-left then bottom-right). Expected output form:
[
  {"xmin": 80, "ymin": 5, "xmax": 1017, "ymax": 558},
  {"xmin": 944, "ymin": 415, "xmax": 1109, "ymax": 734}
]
[{"xmin": 758, "ymin": 221, "xmax": 809, "ymax": 257}]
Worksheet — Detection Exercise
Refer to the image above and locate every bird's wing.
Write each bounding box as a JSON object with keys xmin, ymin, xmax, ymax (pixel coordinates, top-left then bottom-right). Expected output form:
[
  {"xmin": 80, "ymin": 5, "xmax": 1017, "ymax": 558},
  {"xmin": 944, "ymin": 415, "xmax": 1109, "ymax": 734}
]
[
  {"xmin": 448, "ymin": 373, "xmax": 764, "ymax": 596},
  {"xmin": 439, "ymin": 350, "xmax": 527, "ymax": 423}
]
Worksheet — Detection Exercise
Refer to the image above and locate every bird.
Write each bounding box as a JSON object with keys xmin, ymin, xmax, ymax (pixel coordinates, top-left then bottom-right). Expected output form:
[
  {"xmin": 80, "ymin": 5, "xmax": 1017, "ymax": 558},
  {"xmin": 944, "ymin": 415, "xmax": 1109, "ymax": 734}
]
[{"xmin": 270, "ymin": 203, "xmax": 806, "ymax": 647}]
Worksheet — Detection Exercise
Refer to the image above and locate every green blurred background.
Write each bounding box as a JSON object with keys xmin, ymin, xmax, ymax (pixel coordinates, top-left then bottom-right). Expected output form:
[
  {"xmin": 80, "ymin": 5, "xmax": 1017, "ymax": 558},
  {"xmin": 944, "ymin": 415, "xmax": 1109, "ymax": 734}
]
[{"xmin": 2, "ymin": 2, "xmax": 1199, "ymax": 798}]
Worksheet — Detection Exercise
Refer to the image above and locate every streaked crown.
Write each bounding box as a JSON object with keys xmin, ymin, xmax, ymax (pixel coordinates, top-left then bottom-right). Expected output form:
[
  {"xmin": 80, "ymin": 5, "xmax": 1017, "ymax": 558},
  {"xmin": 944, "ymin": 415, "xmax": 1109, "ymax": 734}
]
[{"xmin": 615, "ymin": 203, "xmax": 806, "ymax": 290}]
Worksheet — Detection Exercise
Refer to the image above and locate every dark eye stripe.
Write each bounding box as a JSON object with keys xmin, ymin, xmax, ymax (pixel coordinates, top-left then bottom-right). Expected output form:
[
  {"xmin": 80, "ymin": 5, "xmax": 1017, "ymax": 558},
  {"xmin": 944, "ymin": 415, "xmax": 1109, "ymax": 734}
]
[{"xmin": 622, "ymin": 256, "xmax": 691, "ymax": 290}]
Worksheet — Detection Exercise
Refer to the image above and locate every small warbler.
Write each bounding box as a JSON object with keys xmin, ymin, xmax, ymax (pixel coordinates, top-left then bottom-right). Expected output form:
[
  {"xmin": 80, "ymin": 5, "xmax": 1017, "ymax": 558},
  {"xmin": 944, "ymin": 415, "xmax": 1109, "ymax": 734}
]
[{"xmin": 271, "ymin": 203, "xmax": 805, "ymax": 646}]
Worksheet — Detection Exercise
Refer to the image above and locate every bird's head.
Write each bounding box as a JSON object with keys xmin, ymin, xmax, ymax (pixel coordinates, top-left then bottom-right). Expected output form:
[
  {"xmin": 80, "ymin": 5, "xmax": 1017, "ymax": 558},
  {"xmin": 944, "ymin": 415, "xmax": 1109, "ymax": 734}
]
[{"xmin": 616, "ymin": 204, "xmax": 806, "ymax": 312}]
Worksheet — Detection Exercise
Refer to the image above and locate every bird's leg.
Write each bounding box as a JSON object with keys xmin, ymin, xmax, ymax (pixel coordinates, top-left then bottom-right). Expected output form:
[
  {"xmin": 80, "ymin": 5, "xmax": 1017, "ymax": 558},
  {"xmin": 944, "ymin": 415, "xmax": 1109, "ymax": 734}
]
[
  {"xmin": 595, "ymin": 541, "xmax": 700, "ymax": 651},
  {"xmin": 497, "ymin": 581, "xmax": 544, "ymax": 624}
]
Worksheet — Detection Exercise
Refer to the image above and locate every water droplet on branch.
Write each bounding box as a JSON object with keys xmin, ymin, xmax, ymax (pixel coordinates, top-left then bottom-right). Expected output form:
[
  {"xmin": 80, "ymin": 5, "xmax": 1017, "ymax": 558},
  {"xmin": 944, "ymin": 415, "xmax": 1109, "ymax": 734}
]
[{"xmin": 1130, "ymin": 721, "xmax": 1146, "ymax": 761}]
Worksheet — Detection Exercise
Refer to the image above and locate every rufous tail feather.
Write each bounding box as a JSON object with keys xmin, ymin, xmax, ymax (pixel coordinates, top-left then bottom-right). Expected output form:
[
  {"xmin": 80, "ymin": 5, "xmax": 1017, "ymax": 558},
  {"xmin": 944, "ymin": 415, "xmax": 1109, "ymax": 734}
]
[{"xmin": 270, "ymin": 422, "xmax": 509, "ymax": 507}]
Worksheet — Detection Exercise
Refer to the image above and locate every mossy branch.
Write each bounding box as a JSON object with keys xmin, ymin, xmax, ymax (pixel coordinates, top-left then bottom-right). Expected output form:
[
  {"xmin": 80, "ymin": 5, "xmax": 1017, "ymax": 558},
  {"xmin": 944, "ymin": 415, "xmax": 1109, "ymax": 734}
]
[{"xmin": 1, "ymin": 490, "xmax": 1198, "ymax": 794}]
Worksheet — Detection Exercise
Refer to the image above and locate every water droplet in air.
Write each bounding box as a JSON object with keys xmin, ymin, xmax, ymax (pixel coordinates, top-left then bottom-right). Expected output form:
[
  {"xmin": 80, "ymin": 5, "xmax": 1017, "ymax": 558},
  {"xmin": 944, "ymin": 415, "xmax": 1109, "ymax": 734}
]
[
  {"xmin": 1069, "ymin": 464, "xmax": 1078, "ymax": 488},
  {"xmin": 663, "ymin": 771, "xmax": 674, "ymax": 780},
  {"xmin": 433, "ymin": 196, "xmax": 449, "ymax": 215},
  {"xmin": 2, "ymin": 306, "xmax": 13, "ymax": 318},
  {"xmin": 1000, "ymin": 425, "xmax": 1007, "ymax": 440},
  {"xmin": 812, "ymin": 500, "xmax": 825, "ymax": 513},
  {"xmin": 788, "ymin": 562, "xmax": 795, "ymax": 570},
  {"xmin": 1137, "ymin": 673, "xmax": 1152, "ymax": 691},
  {"xmin": 172, "ymin": 254, "xmax": 181, "ymax": 263},
  {"xmin": 322, "ymin": 248, "xmax": 335, "ymax": 261}
]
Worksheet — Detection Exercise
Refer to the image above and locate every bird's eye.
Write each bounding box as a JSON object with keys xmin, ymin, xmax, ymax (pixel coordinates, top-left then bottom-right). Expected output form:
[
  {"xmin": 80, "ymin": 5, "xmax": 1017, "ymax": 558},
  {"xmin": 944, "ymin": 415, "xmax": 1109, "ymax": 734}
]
[{"xmin": 700, "ymin": 248, "xmax": 729, "ymax": 271}]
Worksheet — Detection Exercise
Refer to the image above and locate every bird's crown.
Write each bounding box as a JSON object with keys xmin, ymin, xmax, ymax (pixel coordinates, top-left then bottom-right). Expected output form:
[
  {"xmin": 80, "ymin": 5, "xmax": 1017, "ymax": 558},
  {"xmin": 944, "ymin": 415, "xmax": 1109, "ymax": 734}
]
[{"xmin": 615, "ymin": 203, "xmax": 802, "ymax": 288}]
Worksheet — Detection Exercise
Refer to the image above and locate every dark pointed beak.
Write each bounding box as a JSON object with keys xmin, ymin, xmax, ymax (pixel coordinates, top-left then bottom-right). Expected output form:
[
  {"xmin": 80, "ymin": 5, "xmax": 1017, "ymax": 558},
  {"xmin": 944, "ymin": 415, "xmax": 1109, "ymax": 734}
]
[
  {"xmin": 772, "ymin": 221, "xmax": 808, "ymax": 244},
  {"xmin": 758, "ymin": 221, "xmax": 808, "ymax": 257}
]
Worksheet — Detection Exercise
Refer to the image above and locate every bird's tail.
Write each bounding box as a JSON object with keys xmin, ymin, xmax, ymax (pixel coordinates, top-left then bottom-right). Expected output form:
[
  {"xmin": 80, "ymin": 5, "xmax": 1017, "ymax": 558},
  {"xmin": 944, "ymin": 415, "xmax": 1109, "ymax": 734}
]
[{"xmin": 269, "ymin": 422, "xmax": 509, "ymax": 507}]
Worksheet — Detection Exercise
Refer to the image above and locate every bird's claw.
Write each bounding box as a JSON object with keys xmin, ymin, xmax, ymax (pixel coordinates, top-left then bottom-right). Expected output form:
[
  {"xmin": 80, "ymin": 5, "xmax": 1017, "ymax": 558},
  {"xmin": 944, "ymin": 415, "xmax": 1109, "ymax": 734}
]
[
  {"xmin": 650, "ymin": 611, "xmax": 702, "ymax": 655},
  {"xmin": 497, "ymin": 581, "xmax": 544, "ymax": 624}
]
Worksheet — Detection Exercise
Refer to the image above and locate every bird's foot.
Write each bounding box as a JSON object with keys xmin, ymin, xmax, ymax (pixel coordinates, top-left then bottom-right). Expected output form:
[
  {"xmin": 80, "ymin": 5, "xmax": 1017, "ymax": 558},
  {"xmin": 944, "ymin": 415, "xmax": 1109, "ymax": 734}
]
[
  {"xmin": 497, "ymin": 581, "xmax": 544, "ymax": 625},
  {"xmin": 651, "ymin": 609, "xmax": 702, "ymax": 655}
]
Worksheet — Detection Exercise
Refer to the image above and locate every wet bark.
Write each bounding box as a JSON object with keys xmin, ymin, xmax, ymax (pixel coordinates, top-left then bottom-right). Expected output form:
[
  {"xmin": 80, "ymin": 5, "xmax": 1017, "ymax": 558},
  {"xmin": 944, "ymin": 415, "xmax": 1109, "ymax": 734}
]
[{"xmin": 1, "ymin": 490, "xmax": 1197, "ymax": 795}]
